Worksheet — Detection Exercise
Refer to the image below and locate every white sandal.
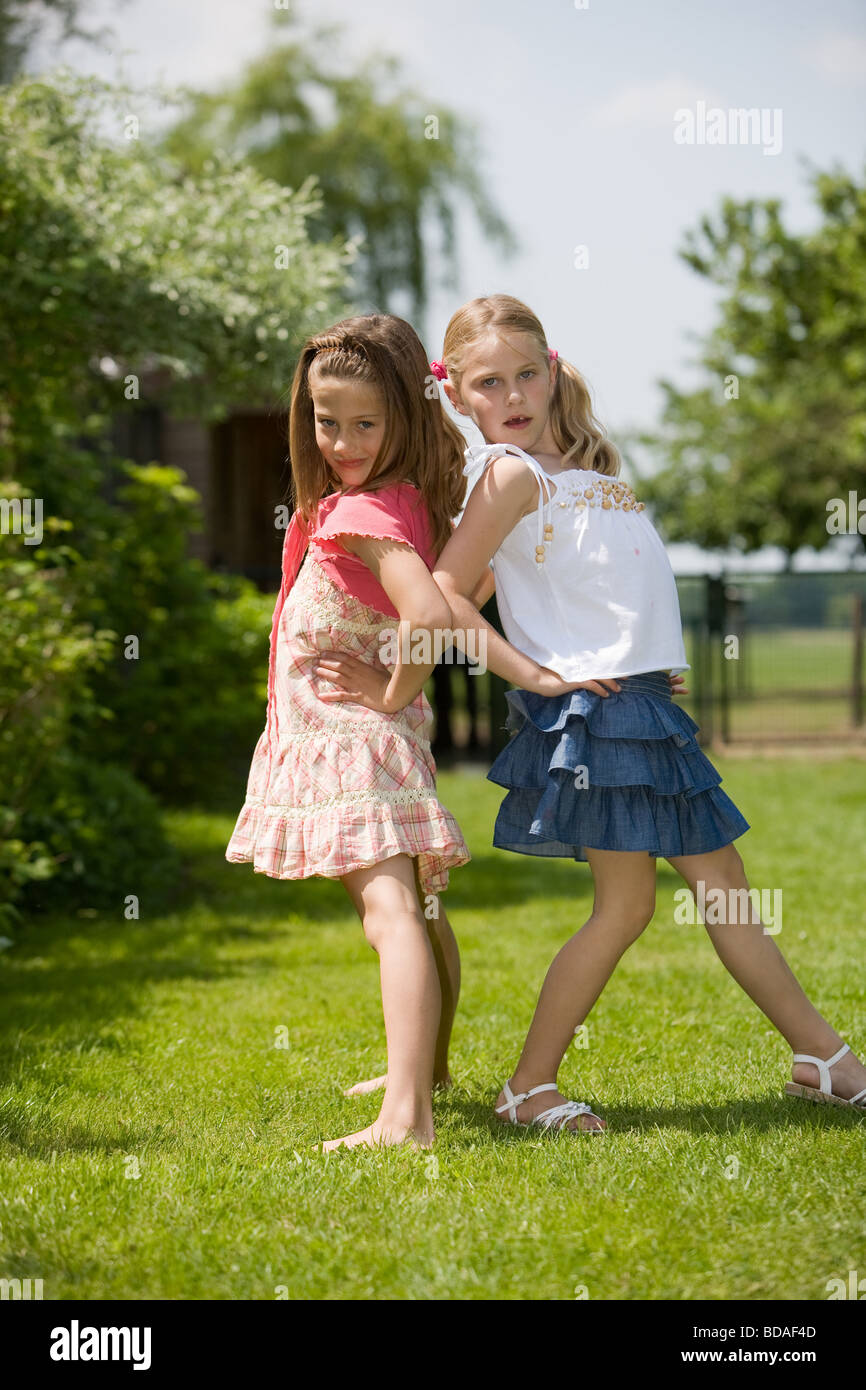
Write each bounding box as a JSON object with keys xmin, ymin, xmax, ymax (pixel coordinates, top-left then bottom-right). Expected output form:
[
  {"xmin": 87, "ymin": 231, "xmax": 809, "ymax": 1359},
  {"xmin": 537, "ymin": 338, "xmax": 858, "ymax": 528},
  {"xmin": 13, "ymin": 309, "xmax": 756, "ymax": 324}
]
[
  {"xmin": 785, "ymin": 1043, "xmax": 866, "ymax": 1111},
  {"xmin": 495, "ymin": 1080, "xmax": 605, "ymax": 1133}
]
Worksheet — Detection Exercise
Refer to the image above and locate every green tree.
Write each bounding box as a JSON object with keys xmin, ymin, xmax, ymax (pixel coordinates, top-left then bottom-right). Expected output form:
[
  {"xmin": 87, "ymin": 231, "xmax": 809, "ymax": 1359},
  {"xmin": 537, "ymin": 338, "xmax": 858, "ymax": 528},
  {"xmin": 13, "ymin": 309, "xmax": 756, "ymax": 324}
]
[
  {"xmin": 161, "ymin": 3, "xmax": 515, "ymax": 322},
  {"xmin": 630, "ymin": 162, "xmax": 866, "ymax": 563},
  {"xmin": 1, "ymin": 72, "xmax": 353, "ymax": 483},
  {"xmin": 0, "ymin": 0, "xmax": 107, "ymax": 83},
  {"xmin": 0, "ymin": 71, "xmax": 352, "ymax": 924}
]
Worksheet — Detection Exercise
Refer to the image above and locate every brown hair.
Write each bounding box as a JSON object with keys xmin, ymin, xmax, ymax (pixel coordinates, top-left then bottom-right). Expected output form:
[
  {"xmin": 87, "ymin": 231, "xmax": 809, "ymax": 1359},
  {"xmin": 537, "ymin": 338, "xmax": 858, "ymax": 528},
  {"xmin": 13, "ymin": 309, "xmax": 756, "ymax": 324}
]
[
  {"xmin": 288, "ymin": 314, "xmax": 466, "ymax": 556},
  {"xmin": 441, "ymin": 294, "xmax": 621, "ymax": 477}
]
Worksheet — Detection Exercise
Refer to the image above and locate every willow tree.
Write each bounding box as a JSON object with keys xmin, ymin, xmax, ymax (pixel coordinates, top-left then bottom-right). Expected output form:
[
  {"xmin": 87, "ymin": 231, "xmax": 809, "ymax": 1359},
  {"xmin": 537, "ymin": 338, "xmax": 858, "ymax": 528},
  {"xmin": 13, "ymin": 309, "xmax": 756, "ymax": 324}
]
[
  {"xmin": 161, "ymin": 4, "xmax": 515, "ymax": 323},
  {"xmin": 0, "ymin": 0, "xmax": 107, "ymax": 83}
]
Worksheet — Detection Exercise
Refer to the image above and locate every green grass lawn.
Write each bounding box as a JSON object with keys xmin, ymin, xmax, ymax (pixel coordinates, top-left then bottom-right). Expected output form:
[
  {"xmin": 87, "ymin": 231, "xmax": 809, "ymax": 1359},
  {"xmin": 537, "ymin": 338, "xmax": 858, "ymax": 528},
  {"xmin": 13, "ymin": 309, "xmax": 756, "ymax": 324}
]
[{"xmin": 1, "ymin": 761, "xmax": 864, "ymax": 1301}]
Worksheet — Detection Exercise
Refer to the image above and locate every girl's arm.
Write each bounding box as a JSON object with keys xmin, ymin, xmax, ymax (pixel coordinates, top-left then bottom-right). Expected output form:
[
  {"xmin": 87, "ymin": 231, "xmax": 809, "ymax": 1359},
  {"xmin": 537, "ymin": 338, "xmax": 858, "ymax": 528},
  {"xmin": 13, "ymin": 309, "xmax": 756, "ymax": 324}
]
[
  {"xmin": 468, "ymin": 565, "xmax": 496, "ymax": 609},
  {"xmin": 315, "ymin": 536, "xmax": 452, "ymax": 714},
  {"xmin": 433, "ymin": 455, "xmax": 620, "ymax": 696}
]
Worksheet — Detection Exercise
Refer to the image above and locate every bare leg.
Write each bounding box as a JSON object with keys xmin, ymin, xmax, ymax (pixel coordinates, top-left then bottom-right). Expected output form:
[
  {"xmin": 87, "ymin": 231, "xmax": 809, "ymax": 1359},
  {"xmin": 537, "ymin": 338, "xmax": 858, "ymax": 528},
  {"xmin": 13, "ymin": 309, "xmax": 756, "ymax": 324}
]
[
  {"xmin": 344, "ymin": 863, "xmax": 460, "ymax": 1095},
  {"xmin": 496, "ymin": 848, "xmax": 658, "ymax": 1132},
  {"xmin": 668, "ymin": 843, "xmax": 866, "ymax": 1100},
  {"xmin": 426, "ymin": 893, "xmax": 461, "ymax": 1086},
  {"xmin": 322, "ymin": 853, "xmax": 441, "ymax": 1151}
]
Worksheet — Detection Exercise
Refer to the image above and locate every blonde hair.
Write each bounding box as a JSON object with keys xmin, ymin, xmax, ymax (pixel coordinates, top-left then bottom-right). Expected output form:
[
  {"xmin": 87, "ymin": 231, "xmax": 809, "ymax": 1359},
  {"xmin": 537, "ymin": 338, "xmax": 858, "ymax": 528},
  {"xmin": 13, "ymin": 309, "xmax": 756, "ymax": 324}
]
[
  {"xmin": 441, "ymin": 294, "xmax": 621, "ymax": 477},
  {"xmin": 288, "ymin": 314, "xmax": 466, "ymax": 556}
]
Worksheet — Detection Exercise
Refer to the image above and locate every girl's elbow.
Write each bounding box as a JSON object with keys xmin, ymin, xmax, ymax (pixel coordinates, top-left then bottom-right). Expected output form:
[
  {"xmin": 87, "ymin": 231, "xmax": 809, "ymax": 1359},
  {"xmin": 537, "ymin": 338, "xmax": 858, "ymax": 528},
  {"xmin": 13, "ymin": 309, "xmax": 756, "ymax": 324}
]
[
  {"xmin": 432, "ymin": 570, "xmax": 464, "ymax": 603},
  {"xmin": 429, "ymin": 596, "xmax": 455, "ymax": 632},
  {"xmin": 405, "ymin": 597, "xmax": 452, "ymax": 632}
]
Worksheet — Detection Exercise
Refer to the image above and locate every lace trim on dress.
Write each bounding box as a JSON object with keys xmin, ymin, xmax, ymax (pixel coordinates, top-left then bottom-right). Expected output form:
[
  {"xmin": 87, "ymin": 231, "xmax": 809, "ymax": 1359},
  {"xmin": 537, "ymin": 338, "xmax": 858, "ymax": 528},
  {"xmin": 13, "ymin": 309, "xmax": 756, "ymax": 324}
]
[
  {"xmin": 243, "ymin": 786, "xmax": 435, "ymax": 814},
  {"xmin": 294, "ymin": 550, "xmax": 400, "ymax": 631},
  {"xmin": 277, "ymin": 722, "xmax": 431, "ymax": 749}
]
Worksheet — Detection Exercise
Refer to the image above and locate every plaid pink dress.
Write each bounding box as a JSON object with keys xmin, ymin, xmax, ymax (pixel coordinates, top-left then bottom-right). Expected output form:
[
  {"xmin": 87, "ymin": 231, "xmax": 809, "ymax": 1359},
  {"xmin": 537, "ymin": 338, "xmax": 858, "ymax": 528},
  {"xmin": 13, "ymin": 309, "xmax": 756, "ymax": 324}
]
[{"xmin": 225, "ymin": 484, "xmax": 470, "ymax": 895}]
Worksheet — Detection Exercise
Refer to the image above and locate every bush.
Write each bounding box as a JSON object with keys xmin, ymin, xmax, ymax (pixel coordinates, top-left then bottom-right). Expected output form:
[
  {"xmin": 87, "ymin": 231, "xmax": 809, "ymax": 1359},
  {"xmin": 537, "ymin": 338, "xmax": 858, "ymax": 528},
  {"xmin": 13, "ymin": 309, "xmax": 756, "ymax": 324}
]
[
  {"xmin": 17, "ymin": 753, "xmax": 181, "ymax": 917},
  {"xmin": 73, "ymin": 461, "xmax": 275, "ymax": 805},
  {"xmin": 0, "ymin": 482, "xmax": 115, "ymax": 932}
]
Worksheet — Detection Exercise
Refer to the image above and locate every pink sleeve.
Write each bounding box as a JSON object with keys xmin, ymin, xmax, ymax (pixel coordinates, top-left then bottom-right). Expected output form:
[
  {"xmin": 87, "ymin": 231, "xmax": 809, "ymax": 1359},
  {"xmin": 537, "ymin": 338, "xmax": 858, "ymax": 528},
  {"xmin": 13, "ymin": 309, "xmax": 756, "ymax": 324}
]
[
  {"xmin": 313, "ymin": 490, "xmax": 417, "ymax": 553},
  {"xmin": 310, "ymin": 487, "xmax": 431, "ymax": 617}
]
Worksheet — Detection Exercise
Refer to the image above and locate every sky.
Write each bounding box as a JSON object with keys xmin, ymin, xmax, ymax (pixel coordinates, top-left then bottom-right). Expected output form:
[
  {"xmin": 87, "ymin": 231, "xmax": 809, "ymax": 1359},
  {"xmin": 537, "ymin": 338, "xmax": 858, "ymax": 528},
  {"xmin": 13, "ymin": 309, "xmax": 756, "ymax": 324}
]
[{"xmin": 31, "ymin": 0, "xmax": 866, "ymax": 571}]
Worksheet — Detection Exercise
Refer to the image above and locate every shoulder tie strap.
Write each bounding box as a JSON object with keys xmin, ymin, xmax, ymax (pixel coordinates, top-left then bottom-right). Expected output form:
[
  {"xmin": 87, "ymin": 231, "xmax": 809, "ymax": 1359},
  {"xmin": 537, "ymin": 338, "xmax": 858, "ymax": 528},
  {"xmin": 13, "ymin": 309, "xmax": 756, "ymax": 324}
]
[{"xmin": 462, "ymin": 443, "xmax": 555, "ymax": 561}]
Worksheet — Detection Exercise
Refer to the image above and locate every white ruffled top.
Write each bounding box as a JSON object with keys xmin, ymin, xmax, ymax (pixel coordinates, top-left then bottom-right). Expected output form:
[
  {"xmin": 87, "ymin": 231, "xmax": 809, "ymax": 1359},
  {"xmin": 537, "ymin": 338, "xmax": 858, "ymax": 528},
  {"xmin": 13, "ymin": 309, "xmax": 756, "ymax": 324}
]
[{"xmin": 462, "ymin": 443, "xmax": 690, "ymax": 682}]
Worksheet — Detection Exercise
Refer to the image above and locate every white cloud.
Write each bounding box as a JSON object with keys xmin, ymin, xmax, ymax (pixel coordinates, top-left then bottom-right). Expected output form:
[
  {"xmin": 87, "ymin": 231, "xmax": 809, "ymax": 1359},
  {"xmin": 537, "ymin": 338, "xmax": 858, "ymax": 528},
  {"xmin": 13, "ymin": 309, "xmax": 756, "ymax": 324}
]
[
  {"xmin": 804, "ymin": 33, "xmax": 866, "ymax": 80},
  {"xmin": 591, "ymin": 77, "xmax": 719, "ymax": 129}
]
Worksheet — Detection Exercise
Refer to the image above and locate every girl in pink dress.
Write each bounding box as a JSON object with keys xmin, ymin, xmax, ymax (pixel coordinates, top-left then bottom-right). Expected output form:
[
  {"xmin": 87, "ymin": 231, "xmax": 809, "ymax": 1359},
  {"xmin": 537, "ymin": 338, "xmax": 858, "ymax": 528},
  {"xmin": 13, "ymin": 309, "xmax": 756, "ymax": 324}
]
[{"xmin": 225, "ymin": 314, "xmax": 488, "ymax": 1151}]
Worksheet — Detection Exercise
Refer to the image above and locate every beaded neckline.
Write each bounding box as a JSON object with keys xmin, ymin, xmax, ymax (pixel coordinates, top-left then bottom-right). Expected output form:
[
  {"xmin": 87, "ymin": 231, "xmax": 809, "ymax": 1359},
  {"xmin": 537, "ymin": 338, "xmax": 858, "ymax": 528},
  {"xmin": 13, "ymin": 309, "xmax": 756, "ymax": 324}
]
[
  {"xmin": 512, "ymin": 471, "xmax": 645, "ymax": 538},
  {"xmin": 465, "ymin": 443, "xmax": 645, "ymax": 566}
]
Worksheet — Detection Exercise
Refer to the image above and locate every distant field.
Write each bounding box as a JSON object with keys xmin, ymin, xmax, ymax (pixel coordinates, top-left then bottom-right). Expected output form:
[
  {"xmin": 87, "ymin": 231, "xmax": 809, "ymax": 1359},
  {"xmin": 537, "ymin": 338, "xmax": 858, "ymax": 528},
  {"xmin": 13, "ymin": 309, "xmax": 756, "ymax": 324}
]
[{"xmin": 679, "ymin": 628, "xmax": 865, "ymax": 740}]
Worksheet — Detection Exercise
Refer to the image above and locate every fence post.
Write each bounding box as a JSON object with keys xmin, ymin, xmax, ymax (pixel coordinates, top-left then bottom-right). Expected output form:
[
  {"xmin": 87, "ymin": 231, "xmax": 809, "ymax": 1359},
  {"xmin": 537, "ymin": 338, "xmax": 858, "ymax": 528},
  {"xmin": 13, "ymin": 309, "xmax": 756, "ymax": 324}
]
[
  {"xmin": 703, "ymin": 575, "xmax": 728, "ymax": 746},
  {"xmin": 853, "ymin": 593, "xmax": 864, "ymax": 728},
  {"xmin": 717, "ymin": 577, "xmax": 732, "ymax": 744}
]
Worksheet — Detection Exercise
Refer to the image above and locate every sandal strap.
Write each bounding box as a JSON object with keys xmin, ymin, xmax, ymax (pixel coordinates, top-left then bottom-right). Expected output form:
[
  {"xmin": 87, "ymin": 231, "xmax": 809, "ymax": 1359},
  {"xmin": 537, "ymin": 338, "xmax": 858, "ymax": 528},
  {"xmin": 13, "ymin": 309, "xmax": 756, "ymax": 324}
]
[
  {"xmin": 494, "ymin": 1080, "xmax": 561, "ymax": 1122},
  {"xmin": 534, "ymin": 1100, "xmax": 594, "ymax": 1131},
  {"xmin": 494, "ymin": 1079, "xmax": 523, "ymax": 1122},
  {"xmin": 792, "ymin": 1042, "xmax": 850, "ymax": 1095}
]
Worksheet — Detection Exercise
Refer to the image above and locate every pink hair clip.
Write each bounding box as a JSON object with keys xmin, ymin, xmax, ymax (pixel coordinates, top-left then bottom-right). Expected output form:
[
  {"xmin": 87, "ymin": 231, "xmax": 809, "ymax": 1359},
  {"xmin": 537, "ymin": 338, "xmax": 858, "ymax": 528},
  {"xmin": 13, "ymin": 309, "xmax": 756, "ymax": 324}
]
[
  {"xmin": 429, "ymin": 360, "xmax": 448, "ymax": 380},
  {"xmin": 548, "ymin": 348, "xmax": 559, "ymax": 361}
]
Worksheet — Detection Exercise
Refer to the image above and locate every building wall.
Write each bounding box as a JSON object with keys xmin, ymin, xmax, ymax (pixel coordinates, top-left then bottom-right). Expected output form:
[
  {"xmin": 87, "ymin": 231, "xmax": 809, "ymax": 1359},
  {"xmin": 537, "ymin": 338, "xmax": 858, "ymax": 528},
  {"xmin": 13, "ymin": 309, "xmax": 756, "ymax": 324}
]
[
  {"xmin": 208, "ymin": 412, "xmax": 291, "ymax": 587},
  {"xmin": 157, "ymin": 410, "xmax": 291, "ymax": 588},
  {"xmin": 161, "ymin": 417, "xmax": 212, "ymax": 565}
]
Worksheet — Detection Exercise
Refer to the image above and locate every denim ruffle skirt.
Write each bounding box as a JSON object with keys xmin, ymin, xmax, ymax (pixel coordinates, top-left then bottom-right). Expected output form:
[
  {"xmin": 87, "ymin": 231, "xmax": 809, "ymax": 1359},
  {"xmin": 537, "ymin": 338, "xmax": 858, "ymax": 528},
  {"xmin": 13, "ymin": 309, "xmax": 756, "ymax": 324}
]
[{"xmin": 488, "ymin": 670, "xmax": 750, "ymax": 860}]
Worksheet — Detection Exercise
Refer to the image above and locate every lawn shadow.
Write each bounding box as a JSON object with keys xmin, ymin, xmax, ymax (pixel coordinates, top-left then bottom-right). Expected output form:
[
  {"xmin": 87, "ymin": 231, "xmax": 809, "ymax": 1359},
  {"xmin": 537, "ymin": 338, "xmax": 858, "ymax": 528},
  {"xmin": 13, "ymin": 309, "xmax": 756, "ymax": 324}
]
[
  {"xmin": 205, "ymin": 843, "xmax": 594, "ymax": 918},
  {"xmin": 440, "ymin": 1089, "xmax": 865, "ymax": 1139},
  {"xmin": 0, "ymin": 912, "xmax": 327, "ymax": 1093},
  {"xmin": 1, "ymin": 1116, "xmax": 159, "ymax": 1160},
  {"xmin": 172, "ymin": 800, "xmax": 694, "ymax": 927},
  {"xmin": 442, "ymin": 851, "xmax": 686, "ymax": 913},
  {"xmin": 193, "ymin": 848, "xmax": 652, "ymax": 942}
]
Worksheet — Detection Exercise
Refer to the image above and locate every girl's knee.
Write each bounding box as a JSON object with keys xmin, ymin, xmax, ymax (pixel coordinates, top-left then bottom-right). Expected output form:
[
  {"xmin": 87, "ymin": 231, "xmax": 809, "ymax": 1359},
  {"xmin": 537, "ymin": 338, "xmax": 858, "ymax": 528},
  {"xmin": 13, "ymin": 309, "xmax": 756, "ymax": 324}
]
[
  {"xmin": 361, "ymin": 904, "xmax": 420, "ymax": 952},
  {"xmin": 361, "ymin": 909, "xmax": 389, "ymax": 952},
  {"xmin": 626, "ymin": 899, "xmax": 656, "ymax": 939},
  {"xmin": 592, "ymin": 896, "xmax": 655, "ymax": 941}
]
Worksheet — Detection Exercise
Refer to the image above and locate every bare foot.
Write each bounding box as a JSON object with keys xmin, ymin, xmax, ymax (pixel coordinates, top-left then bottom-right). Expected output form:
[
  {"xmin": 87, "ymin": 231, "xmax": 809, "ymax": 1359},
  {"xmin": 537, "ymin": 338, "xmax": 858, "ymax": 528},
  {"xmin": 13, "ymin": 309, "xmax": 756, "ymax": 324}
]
[
  {"xmin": 320, "ymin": 1120, "xmax": 435, "ymax": 1152},
  {"xmin": 495, "ymin": 1083, "xmax": 606, "ymax": 1133},
  {"xmin": 343, "ymin": 1073, "xmax": 387, "ymax": 1097},
  {"xmin": 343, "ymin": 1072, "xmax": 453, "ymax": 1097},
  {"xmin": 792, "ymin": 1046, "xmax": 866, "ymax": 1106}
]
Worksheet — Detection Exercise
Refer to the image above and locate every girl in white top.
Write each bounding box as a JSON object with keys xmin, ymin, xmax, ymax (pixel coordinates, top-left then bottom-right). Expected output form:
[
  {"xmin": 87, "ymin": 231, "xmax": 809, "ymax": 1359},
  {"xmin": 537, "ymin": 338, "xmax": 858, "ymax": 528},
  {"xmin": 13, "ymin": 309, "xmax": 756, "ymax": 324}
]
[
  {"xmin": 421, "ymin": 293, "xmax": 865, "ymax": 1133},
  {"xmin": 314, "ymin": 294, "xmax": 866, "ymax": 1133},
  {"xmin": 461, "ymin": 440, "xmax": 690, "ymax": 683}
]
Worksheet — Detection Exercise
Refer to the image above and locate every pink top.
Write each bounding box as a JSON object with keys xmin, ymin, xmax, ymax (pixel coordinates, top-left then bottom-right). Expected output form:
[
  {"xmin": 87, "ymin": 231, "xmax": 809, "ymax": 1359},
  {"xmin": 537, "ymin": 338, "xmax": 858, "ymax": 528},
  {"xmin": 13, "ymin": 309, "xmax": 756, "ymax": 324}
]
[
  {"xmin": 311, "ymin": 483, "xmax": 437, "ymax": 616},
  {"xmin": 265, "ymin": 482, "xmax": 438, "ymax": 725}
]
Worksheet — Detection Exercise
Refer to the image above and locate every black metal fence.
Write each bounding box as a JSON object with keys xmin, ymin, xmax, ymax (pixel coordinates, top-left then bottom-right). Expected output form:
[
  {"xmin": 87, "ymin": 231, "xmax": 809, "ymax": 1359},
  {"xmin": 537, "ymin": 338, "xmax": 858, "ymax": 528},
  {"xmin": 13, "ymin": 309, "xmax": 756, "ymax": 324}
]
[{"xmin": 429, "ymin": 571, "xmax": 866, "ymax": 759}]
